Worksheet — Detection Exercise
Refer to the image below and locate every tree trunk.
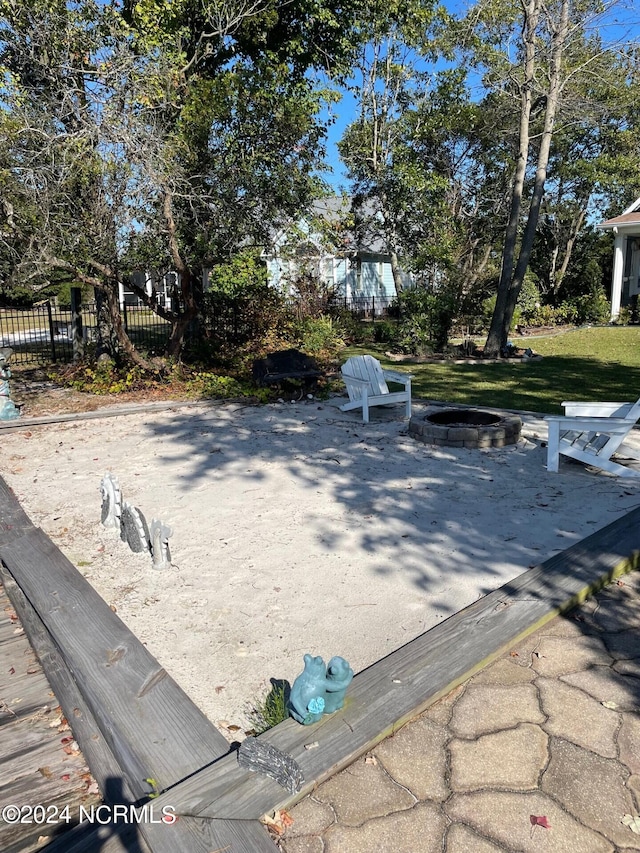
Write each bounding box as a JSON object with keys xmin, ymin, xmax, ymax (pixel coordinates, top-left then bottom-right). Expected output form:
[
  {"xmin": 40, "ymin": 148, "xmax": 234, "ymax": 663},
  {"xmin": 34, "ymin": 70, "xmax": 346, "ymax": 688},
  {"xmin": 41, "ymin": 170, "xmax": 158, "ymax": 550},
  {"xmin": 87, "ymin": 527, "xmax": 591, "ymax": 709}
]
[
  {"xmin": 484, "ymin": 0, "xmax": 542, "ymax": 357},
  {"xmin": 390, "ymin": 250, "xmax": 405, "ymax": 296},
  {"xmin": 103, "ymin": 284, "xmax": 163, "ymax": 373},
  {"xmin": 496, "ymin": 0, "xmax": 570, "ymax": 341},
  {"xmin": 553, "ymin": 208, "xmax": 586, "ymax": 295}
]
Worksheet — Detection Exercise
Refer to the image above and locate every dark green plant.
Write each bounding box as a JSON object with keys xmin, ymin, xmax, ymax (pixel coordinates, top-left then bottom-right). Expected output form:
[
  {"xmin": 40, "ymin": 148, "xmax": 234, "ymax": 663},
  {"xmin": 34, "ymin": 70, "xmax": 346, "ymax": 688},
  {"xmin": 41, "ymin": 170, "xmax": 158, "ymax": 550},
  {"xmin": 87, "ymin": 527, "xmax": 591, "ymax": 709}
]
[
  {"xmin": 373, "ymin": 319, "xmax": 400, "ymax": 345},
  {"xmin": 396, "ymin": 288, "xmax": 454, "ymax": 354},
  {"xmin": 295, "ymin": 315, "xmax": 345, "ymax": 358},
  {"xmin": 247, "ymin": 682, "xmax": 289, "ymax": 735}
]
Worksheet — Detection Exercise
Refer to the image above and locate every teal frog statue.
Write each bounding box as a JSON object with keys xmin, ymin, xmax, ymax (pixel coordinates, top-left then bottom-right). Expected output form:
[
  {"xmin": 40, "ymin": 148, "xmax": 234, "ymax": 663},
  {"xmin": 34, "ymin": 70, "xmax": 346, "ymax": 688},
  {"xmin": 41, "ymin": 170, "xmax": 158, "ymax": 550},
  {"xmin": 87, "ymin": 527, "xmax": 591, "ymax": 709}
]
[
  {"xmin": 288, "ymin": 654, "xmax": 354, "ymax": 725},
  {"xmin": 0, "ymin": 348, "xmax": 20, "ymax": 421}
]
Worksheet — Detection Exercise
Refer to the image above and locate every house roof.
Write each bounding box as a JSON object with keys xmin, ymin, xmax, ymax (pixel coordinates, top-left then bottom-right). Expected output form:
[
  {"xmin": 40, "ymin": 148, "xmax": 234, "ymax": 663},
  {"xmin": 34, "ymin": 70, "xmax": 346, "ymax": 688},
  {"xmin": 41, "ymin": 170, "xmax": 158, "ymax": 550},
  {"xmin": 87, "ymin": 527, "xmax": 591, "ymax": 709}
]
[
  {"xmin": 598, "ymin": 196, "xmax": 640, "ymax": 230},
  {"xmin": 273, "ymin": 196, "xmax": 389, "ymax": 255}
]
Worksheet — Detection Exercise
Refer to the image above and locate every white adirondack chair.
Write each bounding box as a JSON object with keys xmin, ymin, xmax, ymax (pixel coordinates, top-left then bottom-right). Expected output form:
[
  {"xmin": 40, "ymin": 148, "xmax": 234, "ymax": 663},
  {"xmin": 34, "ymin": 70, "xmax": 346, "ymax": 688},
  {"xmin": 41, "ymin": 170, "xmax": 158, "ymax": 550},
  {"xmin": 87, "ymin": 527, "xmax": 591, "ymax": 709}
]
[
  {"xmin": 546, "ymin": 397, "xmax": 640, "ymax": 477},
  {"xmin": 340, "ymin": 355, "xmax": 413, "ymax": 423}
]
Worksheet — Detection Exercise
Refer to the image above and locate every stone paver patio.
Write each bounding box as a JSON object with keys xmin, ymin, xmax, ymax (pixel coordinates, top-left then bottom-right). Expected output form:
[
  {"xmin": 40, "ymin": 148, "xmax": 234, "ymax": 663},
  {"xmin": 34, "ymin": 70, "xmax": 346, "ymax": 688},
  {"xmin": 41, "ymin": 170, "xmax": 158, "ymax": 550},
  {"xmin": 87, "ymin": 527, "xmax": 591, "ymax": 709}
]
[{"xmin": 280, "ymin": 571, "xmax": 640, "ymax": 853}]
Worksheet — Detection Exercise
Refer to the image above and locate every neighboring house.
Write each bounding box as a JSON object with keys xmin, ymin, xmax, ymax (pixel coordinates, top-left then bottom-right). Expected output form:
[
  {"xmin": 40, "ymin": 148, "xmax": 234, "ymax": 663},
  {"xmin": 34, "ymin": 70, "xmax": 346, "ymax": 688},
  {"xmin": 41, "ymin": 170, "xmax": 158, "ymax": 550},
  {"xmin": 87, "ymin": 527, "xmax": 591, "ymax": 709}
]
[
  {"xmin": 263, "ymin": 197, "xmax": 412, "ymax": 312},
  {"xmin": 119, "ymin": 271, "xmax": 178, "ymax": 310},
  {"xmin": 597, "ymin": 196, "xmax": 640, "ymax": 320}
]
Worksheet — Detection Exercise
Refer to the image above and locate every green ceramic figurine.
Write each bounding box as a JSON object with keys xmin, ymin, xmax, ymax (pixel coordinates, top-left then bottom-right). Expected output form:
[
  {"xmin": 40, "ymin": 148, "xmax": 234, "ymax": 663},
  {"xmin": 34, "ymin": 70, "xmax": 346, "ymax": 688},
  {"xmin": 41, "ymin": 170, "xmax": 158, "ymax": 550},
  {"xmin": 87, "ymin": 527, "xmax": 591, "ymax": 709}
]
[
  {"xmin": 288, "ymin": 653, "xmax": 354, "ymax": 725},
  {"xmin": 0, "ymin": 348, "xmax": 20, "ymax": 420}
]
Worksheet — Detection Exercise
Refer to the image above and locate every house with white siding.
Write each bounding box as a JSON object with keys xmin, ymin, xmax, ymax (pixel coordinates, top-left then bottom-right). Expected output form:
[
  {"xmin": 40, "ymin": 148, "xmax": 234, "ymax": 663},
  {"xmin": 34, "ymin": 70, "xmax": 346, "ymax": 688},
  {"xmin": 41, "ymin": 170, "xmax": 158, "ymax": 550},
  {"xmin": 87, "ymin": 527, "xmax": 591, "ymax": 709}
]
[
  {"xmin": 597, "ymin": 196, "xmax": 640, "ymax": 319},
  {"xmin": 263, "ymin": 197, "xmax": 411, "ymax": 312}
]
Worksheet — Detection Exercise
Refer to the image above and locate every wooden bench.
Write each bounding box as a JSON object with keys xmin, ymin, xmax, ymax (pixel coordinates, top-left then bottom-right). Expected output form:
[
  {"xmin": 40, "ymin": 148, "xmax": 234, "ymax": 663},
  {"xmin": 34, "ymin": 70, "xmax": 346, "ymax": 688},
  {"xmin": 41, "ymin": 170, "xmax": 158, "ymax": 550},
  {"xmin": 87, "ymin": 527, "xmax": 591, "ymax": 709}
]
[{"xmin": 252, "ymin": 349, "xmax": 322, "ymax": 389}]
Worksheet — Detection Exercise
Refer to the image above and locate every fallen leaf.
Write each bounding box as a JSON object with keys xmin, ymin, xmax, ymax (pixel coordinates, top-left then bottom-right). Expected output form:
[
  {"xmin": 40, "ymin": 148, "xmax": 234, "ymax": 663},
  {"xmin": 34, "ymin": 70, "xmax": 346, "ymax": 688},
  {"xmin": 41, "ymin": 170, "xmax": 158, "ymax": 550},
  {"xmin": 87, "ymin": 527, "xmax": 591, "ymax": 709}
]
[
  {"xmin": 8, "ymin": 667, "xmax": 15, "ymax": 675},
  {"xmin": 61, "ymin": 774, "xmax": 71, "ymax": 781},
  {"xmin": 510, "ymin": 651, "xmax": 519, "ymax": 658},
  {"xmin": 38, "ymin": 766, "xmax": 53, "ymax": 778},
  {"xmin": 530, "ymin": 815, "xmax": 551, "ymax": 829},
  {"xmin": 275, "ymin": 809, "xmax": 293, "ymax": 829},
  {"xmin": 601, "ymin": 700, "xmax": 618, "ymax": 710},
  {"xmin": 622, "ymin": 814, "xmax": 640, "ymax": 834},
  {"xmin": 304, "ymin": 741, "xmax": 319, "ymax": 750}
]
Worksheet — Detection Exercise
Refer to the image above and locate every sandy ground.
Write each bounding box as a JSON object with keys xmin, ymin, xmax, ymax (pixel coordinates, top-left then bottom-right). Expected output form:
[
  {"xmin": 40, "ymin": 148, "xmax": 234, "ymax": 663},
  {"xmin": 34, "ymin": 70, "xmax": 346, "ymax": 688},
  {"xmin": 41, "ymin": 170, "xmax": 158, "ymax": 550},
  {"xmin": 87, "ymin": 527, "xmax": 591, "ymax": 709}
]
[{"xmin": 2, "ymin": 396, "xmax": 640, "ymax": 737}]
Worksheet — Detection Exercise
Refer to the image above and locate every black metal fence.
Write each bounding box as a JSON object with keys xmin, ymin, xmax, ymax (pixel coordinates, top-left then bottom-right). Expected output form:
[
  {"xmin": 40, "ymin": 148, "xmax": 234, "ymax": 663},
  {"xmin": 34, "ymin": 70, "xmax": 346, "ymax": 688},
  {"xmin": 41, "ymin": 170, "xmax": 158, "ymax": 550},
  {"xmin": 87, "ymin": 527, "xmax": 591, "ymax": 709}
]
[
  {"xmin": 0, "ymin": 302, "xmax": 76, "ymax": 365},
  {"xmin": 328, "ymin": 295, "xmax": 395, "ymax": 318},
  {"xmin": 0, "ymin": 301, "xmax": 172, "ymax": 366}
]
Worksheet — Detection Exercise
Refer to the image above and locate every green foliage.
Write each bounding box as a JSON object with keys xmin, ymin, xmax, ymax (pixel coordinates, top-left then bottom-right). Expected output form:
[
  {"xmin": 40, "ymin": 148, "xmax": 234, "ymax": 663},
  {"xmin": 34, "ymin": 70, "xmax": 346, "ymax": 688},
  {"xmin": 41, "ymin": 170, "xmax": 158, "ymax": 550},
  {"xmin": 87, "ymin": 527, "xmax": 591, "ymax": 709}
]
[
  {"xmin": 247, "ymin": 682, "xmax": 289, "ymax": 735},
  {"xmin": 198, "ymin": 282, "xmax": 293, "ymax": 359},
  {"xmin": 395, "ymin": 287, "xmax": 454, "ymax": 353},
  {"xmin": 515, "ymin": 273, "xmax": 541, "ymax": 323},
  {"xmin": 295, "ymin": 315, "xmax": 345, "ymax": 359},
  {"xmin": 59, "ymin": 361, "xmax": 148, "ymax": 395},
  {"xmin": 181, "ymin": 371, "xmax": 248, "ymax": 400},
  {"xmin": 373, "ymin": 319, "xmax": 400, "ymax": 345},
  {"xmin": 206, "ymin": 252, "xmax": 269, "ymax": 297},
  {"xmin": 562, "ymin": 286, "xmax": 610, "ymax": 326}
]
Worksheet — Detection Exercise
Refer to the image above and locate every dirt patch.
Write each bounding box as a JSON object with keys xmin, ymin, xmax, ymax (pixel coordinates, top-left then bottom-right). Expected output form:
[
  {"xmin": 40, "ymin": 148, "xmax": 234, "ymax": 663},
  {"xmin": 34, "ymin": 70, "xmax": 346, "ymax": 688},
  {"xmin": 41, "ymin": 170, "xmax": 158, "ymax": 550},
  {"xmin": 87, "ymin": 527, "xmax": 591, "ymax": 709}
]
[{"xmin": 6, "ymin": 366, "xmax": 195, "ymax": 418}]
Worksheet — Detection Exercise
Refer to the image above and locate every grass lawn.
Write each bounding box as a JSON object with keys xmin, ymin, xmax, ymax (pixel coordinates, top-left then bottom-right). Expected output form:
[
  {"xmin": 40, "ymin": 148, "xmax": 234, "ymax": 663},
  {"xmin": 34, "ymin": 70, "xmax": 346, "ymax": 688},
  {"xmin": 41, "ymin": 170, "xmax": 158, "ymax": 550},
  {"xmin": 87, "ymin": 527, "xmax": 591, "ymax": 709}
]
[{"xmin": 343, "ymin": 325, "xmax": 640, "ymax": 415}]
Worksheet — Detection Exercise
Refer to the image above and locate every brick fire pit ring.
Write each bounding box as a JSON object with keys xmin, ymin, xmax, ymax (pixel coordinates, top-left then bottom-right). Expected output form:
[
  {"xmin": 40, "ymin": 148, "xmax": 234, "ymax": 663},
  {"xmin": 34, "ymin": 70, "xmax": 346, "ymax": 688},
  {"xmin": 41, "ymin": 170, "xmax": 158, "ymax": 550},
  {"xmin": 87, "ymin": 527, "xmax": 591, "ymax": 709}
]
[{"xmin": 409, "ymin": 408, "xmax": 522, "ymax": 449}]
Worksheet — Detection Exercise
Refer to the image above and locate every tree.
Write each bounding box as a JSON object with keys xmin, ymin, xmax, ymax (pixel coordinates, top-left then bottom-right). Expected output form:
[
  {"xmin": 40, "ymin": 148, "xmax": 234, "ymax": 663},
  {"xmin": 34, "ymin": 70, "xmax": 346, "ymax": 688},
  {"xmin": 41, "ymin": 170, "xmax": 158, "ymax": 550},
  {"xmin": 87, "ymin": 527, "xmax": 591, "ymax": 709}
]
[
  {"xmin": 459, "ymin": 0, "xmax": 639, "ymax": 355},
  {"xmin": 0, "ymin": 0, "xmax": 361, "ymax": 364},
  {"xmin": 337, "ymin": 0, "xmax": 452, "ymax": 295}
]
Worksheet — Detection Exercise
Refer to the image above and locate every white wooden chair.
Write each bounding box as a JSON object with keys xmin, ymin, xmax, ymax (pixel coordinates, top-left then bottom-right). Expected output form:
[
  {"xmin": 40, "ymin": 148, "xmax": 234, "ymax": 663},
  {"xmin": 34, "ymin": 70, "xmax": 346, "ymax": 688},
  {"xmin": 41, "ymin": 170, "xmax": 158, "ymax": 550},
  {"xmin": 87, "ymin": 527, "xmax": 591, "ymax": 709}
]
[
  {"xmin": 546, "ymin": 397, "xmax": 640, "ymax": 477},
  {"xmin": 340, "ymin": 355, "xmax": 413, "ymax": 423}
]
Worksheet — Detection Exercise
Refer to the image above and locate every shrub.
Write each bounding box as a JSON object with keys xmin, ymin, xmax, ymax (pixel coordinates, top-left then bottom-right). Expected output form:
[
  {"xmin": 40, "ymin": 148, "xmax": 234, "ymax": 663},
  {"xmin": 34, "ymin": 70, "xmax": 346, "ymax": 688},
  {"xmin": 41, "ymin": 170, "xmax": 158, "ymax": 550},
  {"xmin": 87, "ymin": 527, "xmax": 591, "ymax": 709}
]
[
  {"xmin": 295, "ymin": 315, "xmax": 345, "ymax": 359},
  {"xmin": 396, "ymin": 288, "xmax": 454, "ymax": 354},
  {"xmin": 564, "ymin": 286, "xmax": 610, "ymax": 325},
  {"xmin": 373, "ymin": 319, "xmax": 400, "ymax": 345}
]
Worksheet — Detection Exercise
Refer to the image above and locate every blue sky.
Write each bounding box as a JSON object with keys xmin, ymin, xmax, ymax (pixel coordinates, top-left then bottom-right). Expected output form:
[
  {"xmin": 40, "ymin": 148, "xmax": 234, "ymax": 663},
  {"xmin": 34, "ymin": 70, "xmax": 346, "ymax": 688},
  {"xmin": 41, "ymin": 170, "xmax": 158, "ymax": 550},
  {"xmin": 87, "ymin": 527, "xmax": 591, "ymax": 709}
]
[{"xmin": 321, "ymin": 0, "xmax": 640, "ymax": 191}]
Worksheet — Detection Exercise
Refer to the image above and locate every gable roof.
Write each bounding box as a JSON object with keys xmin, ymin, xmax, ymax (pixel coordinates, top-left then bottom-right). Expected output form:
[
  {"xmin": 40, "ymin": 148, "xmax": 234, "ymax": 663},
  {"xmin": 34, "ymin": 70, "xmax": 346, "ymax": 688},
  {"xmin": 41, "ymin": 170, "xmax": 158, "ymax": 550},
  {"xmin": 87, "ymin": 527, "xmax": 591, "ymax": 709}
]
[{"xmin": 598, "ymin": 196, "xmax": 640, "ymax": 230}]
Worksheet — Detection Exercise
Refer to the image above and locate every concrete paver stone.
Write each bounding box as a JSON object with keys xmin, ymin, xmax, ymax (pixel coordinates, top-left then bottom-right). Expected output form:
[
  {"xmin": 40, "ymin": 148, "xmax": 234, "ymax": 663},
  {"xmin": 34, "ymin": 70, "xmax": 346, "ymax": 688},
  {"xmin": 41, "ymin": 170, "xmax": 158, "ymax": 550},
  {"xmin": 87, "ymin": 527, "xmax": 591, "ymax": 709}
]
[
  {"xmin": 529, "ymin": 634, "xmax": 612, "ymax": 677},
  {"xmin": 591, "ymin": 596, "xmax": 640, "ymax": 633},
  {"xmin": 313, "ymin": 756, "xmax": 415, "ymax": 826},
  {"xmin": 614, "ymin": 659, "xmax": 640, "ymax": 678},
  {"xmin": 469, "ymin": 658, "xmax": 536, "ymax": 686},
  {"xmin": 628, "ymin": 775, "xmax": 640, "ymax": 811},
  {"xmin": 323, "ymin": 802, "xmax": 446, "ymax": 853},
  {"xmin": 449, "ymin": 683, "xmax": 544, "ymax": 739},
  {"xmin": 446, "ymin": 790, "xmax": 614, "ymax": 853},
  {"xmin": 619, "ymin": 713, "xmax": 640, "ymax": 776},
  {"xmin": 541, "ymin": 737, "xmax": 639, "ymax": 849},
  {"xmin": 560, "ymin": 665, "xmax": 640, "ymax": 710},
  {"xmin": 280, "ymin": 837, "xmax": 324, "ymax": 853},
  {"xmin": 422, "ymin": 684, "xmax": 465, "ymax": 727},
  {"xmin": 538, "ymin": 677, "xmax": 619, "ymax": 758},
  {"xmin": 603, "ymin": 631, "xmax": 640, "ymax": 661},
  {"xmin": 449, "ymin": 723, "xmax": 548, "ymax": 792},
  {"xmin": 373, "ymin": 717, "xmax": 449, "ymax": 801},
  {"xmin": 446, "ymin": 823, "xmax": 509, "ymax": 853},
  {"xmin": 283, "ymin": 797, "xmax": 335, "ymax": 839}
]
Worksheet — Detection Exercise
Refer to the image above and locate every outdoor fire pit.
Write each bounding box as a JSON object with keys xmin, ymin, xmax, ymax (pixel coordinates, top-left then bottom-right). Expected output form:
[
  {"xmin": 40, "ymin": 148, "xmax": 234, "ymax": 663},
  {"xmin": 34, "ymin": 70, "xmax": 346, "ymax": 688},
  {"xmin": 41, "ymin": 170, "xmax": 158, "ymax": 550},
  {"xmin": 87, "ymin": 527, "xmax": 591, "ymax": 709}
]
[{"xmin": 409, "ymin": 408, "xmax": 522, "ymax": 449}]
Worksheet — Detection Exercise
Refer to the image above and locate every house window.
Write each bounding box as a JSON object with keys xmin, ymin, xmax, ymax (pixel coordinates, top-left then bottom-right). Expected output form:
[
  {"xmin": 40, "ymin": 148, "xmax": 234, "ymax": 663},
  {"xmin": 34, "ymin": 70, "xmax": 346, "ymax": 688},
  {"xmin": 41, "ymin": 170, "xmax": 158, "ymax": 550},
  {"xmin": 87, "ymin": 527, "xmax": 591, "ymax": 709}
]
[{"xmin": 323, "ymin": 257, "xmax": 335, "ymax": 287}]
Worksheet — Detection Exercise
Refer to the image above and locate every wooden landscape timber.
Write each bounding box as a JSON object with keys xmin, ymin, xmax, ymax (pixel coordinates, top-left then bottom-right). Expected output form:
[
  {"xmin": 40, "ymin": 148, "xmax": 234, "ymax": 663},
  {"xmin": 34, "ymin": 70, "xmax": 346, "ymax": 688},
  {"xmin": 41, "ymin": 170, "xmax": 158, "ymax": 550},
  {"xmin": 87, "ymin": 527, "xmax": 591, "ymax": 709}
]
[
  {"xmin": 1, "ymin": 470, "xmax": 640, "ymax": 851},
  {"xmin": 0, "ymin": 584, "xmax": 102, "ymax": 853},
  {"xmin": 160, "ymin": 505, "xmax": 640, "ymax": 822},
  {"xmin": 0, "ymin": 476, "xmax": 277, "ymax": 853}
]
